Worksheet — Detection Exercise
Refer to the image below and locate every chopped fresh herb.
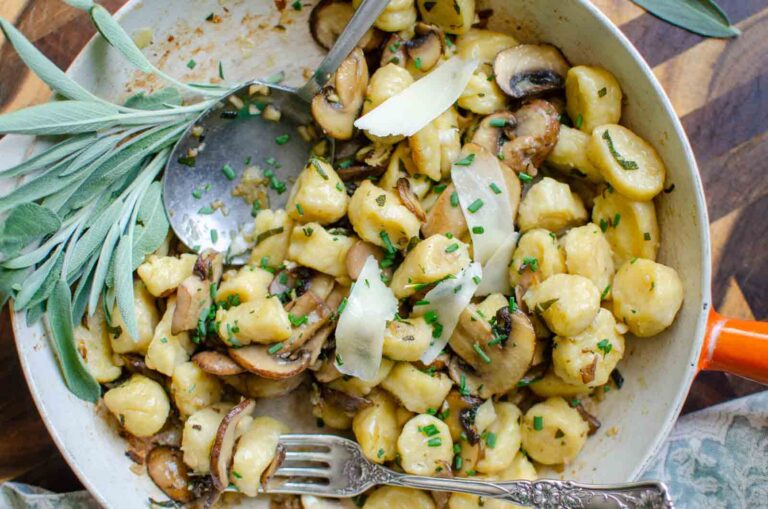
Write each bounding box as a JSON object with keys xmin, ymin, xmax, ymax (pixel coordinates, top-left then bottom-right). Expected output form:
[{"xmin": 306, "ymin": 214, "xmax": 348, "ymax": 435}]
[
  {"xmin": 335, "ymin": 353, "xmax": 344, "ymax": 366},
  {"xmin": 489, "ymin": 118, "xmax": 508, "ymax": 128},
  {"xmin": 267, "ymin": 343, "xmax": 284, "ymax": 355},
  {"xmin": 445, "ymin": 243, "xmax": 460, "ymax": 254},
  {"xmin": 602, "ymin": 130, "xmax": 639, "ymax": 170},
  {"xmin": 388, "ymin": 56, "xmax": 401, "ymax": 65},
  {"xmin": 427, "ymin": 437, "xmax": 442, "ymax": 447},
  {"xmin": 601, "ymin": 284, "xmax": 612, "ymax": 300},
  {"xmin": 454, "ymin": 153, "xmax": 476, "ymax": 166},
  {"xmin": 338, "ymin": 158, "xmax": 354, "ymax": 169},
  {"xmin": 421, "ymin": 424, "xmax": 440, "ymax": 437},
  {"xmin": 450, "ymin": 191, "xmax": 459, "ymax": 207},
  {"xmin": 210, "ymin": 229, "xmax": 218, "ymax": 243},
  {"xmin": 192, "ymin": 188, "xmax": 202, "ymax": 199},
  {"xmin": 644, "ymin": 232, "xmax": 652, "ymax": 241},
  {"xmin": 459, "ymin": 374, "xmax": 470, "ymax": 396},
  {"xmin": 485, "ymin": 432, "xmax": 497, "ymax": 448},
  {"xmin": 631, "ymin": 257, "xmax": 638, "ymax": 264},
  {"xmin": 159, "ymin": 337, "xmax": 168, "ymax": 344},
  {"xmin": 198, "ymin": 205, "xmax": 214, "ymax": 215},
  {"xmin": 178, "ymin": 154, "xmax": 196, "ymax": 166},
  {"xmin": 598, "ymin": 87, "xmax": 608, "ymax": 97},
  {"xmin": 221, "ymin": 163, "xmax": 236, "ymax": 181},
  {"xmin": 519, "ymin": 172, "xmax": 533, "ymax": 184},
  {"xmin": 509, "ymin": 296, "xmax": 518, "ymax": 313},
  {"xmin": 472, "ymin": 226, "xmax": 485, "ymax": 234},
  {"xmin": 377, "ymin": 448, "xmax": 385, "ymax": 458},
  {"xmin": 570, "ymin": 398, "xmax": 581, "ymax": 407},
  {"xmin": 467, "ymin": 199, "xmax": 484, "ymax": 213},
  {"xmin": 414, "ymin": 57, "xmax": 423, "ymax": 70},
  {"xmin": 426, "ymin": 408, "xmax": 437, "ymax": 415},
  {"xmin": 232, "ymin": 470, "xmax": 242, "ymax": 479},
  {"xmin": 574, "ymin": 114, "xmax": 584, "ymax": 129},
  {"xmin": 599, "ymin": 218, "xmax": 609, "ymax": 232},
  {"xmin": 555, "ymin": 429, "xmax": 566, "ymax": 439},
  {"xmin": 303, "ymin": 226, "xmax": 314, "ymax": 237},
  {"xmin": 489, "ymin": 182, "xmax": 503, "ymax": 194},
  {"xmin": 664, "ymin": 183, "xmax": 676, "ymax": 193},
  {"xmin": 414, "ymin": 300, "xmax": 430, "ymax": 306},
  {"xmin": 295, "ymin": 203, "xmax": 304, "ymax": 216},
  {"xmin": 445, "ymin": 232, "xmax": 454, "ymax": 239},
  {"xmin": 473, "ymin": 342, "xmax": 491, "ymax": 364},
  {"xmin": 424, "ymin": 310, "xmax": 439, "ymax": 324},
  {"xmin": 379, "ymin": 231, "xmax": 396, "ymax": 255},
  {"xmin": 533, "ymin": 416, "xmax": 544, "ymax": 431},
  {"xmin": 336, "ymin": 182, "xmax": 344, "ymax": 192},
  {"xmin": 255, "ymin": 227, "xmax": 284, "ymax": 246},
  {"xmin": 275, "ymin": 134, "xmax": 290, "ymax": 145},
  {"xmin": 186, "ymin": 59, "xmax": 197, "ymax": 69},
  {"xmin": 289, "ymin": 313, "xmax": 308, "ymax": 327},
  {"xmin": 375, "ymin": 194, "xmax": 387, "ymax": 207},
  {"xmin": 337, "ymin": 297, "xmax": 348, "ymax": 316},
  {"xmin": 292, "ymin": 0, "xmax": 302, "ymax": 10},
  {"xmin": 218, "ymin": 61, "xmax": 225, "ymax": 79},
  {"xmin": 311, "ymin": 159, "xmax": 329, "ymax": 179},
  {"xmin": 521, "ymin": 256, "xmax": 539, "ymax": 273},
  {"xmin": 597, "ymin": 339, "xmax": 613, "ymax": 356},
  {"xmin": 433, "ymin": 183, "xmax": 447, "ymax": 194},
  {"xmin": 472, "ymin": 275, "xmax": 481, "ymax": 285},
  {"xmin": 613, "ymin": 213, "xmax": 621, "ymax": 228}
]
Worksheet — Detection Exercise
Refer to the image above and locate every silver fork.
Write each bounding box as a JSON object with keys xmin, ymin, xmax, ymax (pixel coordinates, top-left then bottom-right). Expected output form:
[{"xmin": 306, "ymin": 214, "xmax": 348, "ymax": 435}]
[{"xmin": 260, "ymin": 434, "xmax": 674, "ymax": 509}]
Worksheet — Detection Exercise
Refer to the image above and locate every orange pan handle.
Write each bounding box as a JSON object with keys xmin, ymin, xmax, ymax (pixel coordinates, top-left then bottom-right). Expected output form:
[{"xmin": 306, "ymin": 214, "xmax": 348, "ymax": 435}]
[{"xmin": 699, "ymin": 309, "xmax": 768, "ymax": 384}]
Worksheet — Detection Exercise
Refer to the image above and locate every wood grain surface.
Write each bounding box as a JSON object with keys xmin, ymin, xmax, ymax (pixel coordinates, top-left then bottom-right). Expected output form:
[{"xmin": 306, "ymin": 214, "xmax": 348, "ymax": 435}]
[{"xmin": 0, "ymin": 0, "xmax": 766, "ymax": 493}]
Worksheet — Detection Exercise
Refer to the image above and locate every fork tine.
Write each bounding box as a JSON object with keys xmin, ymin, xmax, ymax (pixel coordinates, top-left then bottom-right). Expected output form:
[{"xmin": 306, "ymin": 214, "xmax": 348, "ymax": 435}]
[
  {"xmin": 265, "ymin": 480, "xmax": 335, "ymax": 496},
  {"xmin": 274, "ymin": 466, "xmax": 331, "ymax": 478},
  {"xmin": 278, "ymin": 434, "xmax": 333, "ymax": 447},
  {"xmin": 283, "ymin": 451, "xmax": 331, "ymax": 463}
]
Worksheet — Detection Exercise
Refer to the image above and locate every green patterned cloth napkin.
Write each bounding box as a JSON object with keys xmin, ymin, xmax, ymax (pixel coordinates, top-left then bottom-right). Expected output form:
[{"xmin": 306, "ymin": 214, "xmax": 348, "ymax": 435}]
[{"xmin": 2, "ymin": 391, "xmax": 766, "ymax": 509}]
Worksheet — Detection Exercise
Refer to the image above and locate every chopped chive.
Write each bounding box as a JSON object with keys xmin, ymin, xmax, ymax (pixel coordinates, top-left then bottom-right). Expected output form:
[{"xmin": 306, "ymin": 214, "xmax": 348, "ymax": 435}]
[
  {"xmin": 533, "ymin": 416, "xmax": 544, "ymax": 431},
  {"xmin": 421, "ymin": 424, "xmax": 440, "ymax": 437},
  {"xmin": 338, "ymin": 158, "xmax": 354, "ymax": 169},
  {"xmin": 295, "ymin": 203, "xmax": 304, "ymax": 216},
  {"xmin": 311, "ymin": 158, "xmax": 329, "ymax": 179},
  {"xmin": 337, "ymin": 297, "xmax": 348, "ymax": 316},
  {"xmin": 251, "ymin": 200, "xmax": 262, "ymax": 217},
  {"xmin": 597, "ymin": 339, "xmax": 613, "ymax": 356},
  {"xmin": 336, "ymin": 182, "xmax": 344, "ymax": 192},
  {"xmin": 598, "ymin": 87, "xmax": 608, "ymax": 97},
  {"xmin": 289, "ymin": 313, "xmax": 308, "ymax": 327},
  {"xmin": 218, "ymin": 61, "xmax": 225, "ymax": 79},
  {"xmin": 521, "ymin": 256, "xmax": 539, "ymax": 273},
  {"xmin": 489, "ymin": 182, "xmax": 502, "ymax": 194},
  {"xmin": 267, "ymin": 343, "xmax": 284, "ymax": 355},
  {"xmin": 275, "ymin": 134, "xmax": 290, "ymax": 145},
  {"xmin": 377, "ymin": 448, "xmax": 385, "ymax": 458},
  {"xmin": 335, "ymin": 353, "xmax": 344, "ymax": 366},
  {"xmin": 450, "ymin": 191, "xmax": 459, "ymax": 207},
  {"xmin": 509, "ymin": 296, "xmax": 518, "ymax": 313},
  {"xmin": 379, "ymin": 231, "xmax": 396, "ymax": 254},
  {"xmin": 424, "ymin": 310, "xmax": 439, "ymax": 324},
  {"xmin": 599, "ymin": 218, "xmax": 609, "ymax": 232},
  {"xmin": 467, "ymin": 199, "xmax": 484, "ymax": 213},
  {"xmin": 601, "ymin": 284, "xmax": 612, "ymax": 300},
  {"xmin": 186, "ymin": 59, "xmax": 197, "ymax": 69},
  {"xmin": 575, "ymin": 114, "xmax": 584, "ymax": 129},
  {"xmin": 303, "ymin": 226, "xmax": 314, "ymax": 237},
  {"xmin": 445, "ymin": 243, "xmax": 460, "ymax": 253},
  {"xmin": 433, "ymin": 183, "xmax": 447, "ymax": 193},
  {"xmin": 485, "ymin": 432, "xmax": 497, "ymax": 448},
  {"xmin": 414, "ymin": 57, "xmax": 423, "ymax": 70},
  {"xmin": 644, "ymin": 232, "xmax": 652, "ymax": 241},
  {"xmin": 519, "ymin": 173, "xmax": 533, "ymax": 184},
  {"xmin": 613, "ymin": 213, "xmax": 622, "ymax": 227},
  {"xmin": 198, "ymin": 206, "xmax": 214, "ymax": 215},
  {"xmin": 602, "ymin": 130, "xmax": 639, "ymax": 170},
  {"xmin": 221, "ymin": 163, "xmax": 236, "ymax": 181},
  {"xmin": 472, "ymin": 275, "xmax": 481, "ymax": 285},
  {"xmin": 473, "ymin": 342, "xmax": 491, "ymax": 364},
  {"xmin": 192, "ymin": 188, "xmax": 202, "ymax": 199},
  {"xmin": 210, "ymin": 229, "xmax": 218, "ymax": 243},
  {"xmin": 454, "ymin": 153, "xmax": 476, "ymax": 166},
  {"xmin": 427, "ymin": 437, "xmax": 442, "ymax": 447},
  {"xmin": 472, "ymin": 226, "xmax": 485, "ymax": 234},
  {"xmin": 489, "ymin": 118, "xmax": 507, "ymax": 128},
  {"xmin": 414, "ymin": 300, "xmax": 430, "ymax": 306},
  {"xmin": 291, "ymin": 0, "xmax": 302, "ymax": 10}
]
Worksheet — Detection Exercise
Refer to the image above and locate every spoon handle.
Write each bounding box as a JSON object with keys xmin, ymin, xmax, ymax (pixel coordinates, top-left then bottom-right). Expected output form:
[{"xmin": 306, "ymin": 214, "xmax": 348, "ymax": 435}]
[{"xmin": 296, "ymin": 0, "xmax": 389, "ymax": 102}]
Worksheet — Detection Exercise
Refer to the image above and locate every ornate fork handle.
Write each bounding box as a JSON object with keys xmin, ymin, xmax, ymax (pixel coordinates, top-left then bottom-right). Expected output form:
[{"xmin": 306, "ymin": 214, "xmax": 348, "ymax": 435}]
[{"xmin": 383, "ymin": 472, "xmax": 674, "ymax": 509}]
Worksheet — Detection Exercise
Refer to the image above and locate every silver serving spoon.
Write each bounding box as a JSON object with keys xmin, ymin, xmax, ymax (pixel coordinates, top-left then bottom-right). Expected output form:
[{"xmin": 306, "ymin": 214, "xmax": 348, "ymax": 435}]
[{"xmin": 164, "ymin": 0, "xmax": 388, "ymax": 264}]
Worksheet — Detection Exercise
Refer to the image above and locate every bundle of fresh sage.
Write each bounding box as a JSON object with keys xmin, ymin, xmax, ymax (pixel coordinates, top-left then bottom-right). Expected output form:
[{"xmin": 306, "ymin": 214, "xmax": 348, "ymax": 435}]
[{"xmin": 0, "ymin": 0, "xmax": 231, "ymax": 402}]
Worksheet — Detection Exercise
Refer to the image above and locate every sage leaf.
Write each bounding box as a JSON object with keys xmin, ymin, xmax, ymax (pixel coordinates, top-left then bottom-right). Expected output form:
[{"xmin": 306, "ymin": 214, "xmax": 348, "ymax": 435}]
[
  {"xmin": 631, "ymin": 0, "xmax": 740, "ymax": 38},
  {"xmin": 71, "ymin": 256, "xmax": 98, "ymax": 324},
  {"xmin": 57, "ymin": 132, "xmax": 122, "ymax": 177},
  {"xmin": 114, "ymin": 225, "xmax": 138, "ymax": 340},
  {"xmin": 67, "ymin": 201, "xmax": 123, "ymax": 278},
  {"xmin": 0, "ymin": 203, "xmax": 61, "ymax": 259},
  {"xmin": 124, "ymin": 87, "xmax": 183, "ymax": 110},
  {"xmin": 130, "ymin": 181, "xmax": 169, "ymax": 269},
  {"xmin": 46, "ymin": 279, "xmax": 101, "ymax": 402},
  {"xmin": 0, "ymin": 134, "xmax": 95, "ymax": 178},
  {"xmin": 0, "ymin": 101, "xmax": 122, "ymax": 135},
  {"xmin": 87, "ymin": 219, "xmax": 121, "ymax": 317},
  {"xmin": 0, "ymin": 158, "xmax": 93, "ymax": 214},
  {"xmin": 62, "ymin": 0, "xmax": 94, "ymax": 9},
  {"xmin": 0, "ymin": 267, "xmax": 28, "ymax": 307},
  {"xmin": 14, "ymin": 245, "xmax": 64, "ymax": 310},
  {"xmin": 26, "ymin": 301, "xmax": 46, "ymax": 325},
  {"xmin": 0, "ymin": 19, "xmax": 109, "ymax": 104}
]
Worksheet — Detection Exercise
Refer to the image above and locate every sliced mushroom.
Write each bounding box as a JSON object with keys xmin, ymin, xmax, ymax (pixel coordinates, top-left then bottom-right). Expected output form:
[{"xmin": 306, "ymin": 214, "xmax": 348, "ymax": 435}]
[
  {"xmin": 312, "ymin": 355, "xmax": 344, "ymax": 383},
  {"xmin": 572, "ymin": 401, "xmax": 602, "ymax": 435},
  {"xmin": 380, "ymin": 33, "xmax": 407, "ymax": 67},
  {"xmin": 223, "ymin": 372, "xmax": 308, "ymax": 399},
  {"xmin": 396, "ymin": 178, "xmax": 427, "ymax": 221},
  {"xmin": 429, "ymin": 461, "xmax": 454, "ymax": 509},
  {"xmin": 260, "ymin": 443, "xmax": 286, "ymax": 486},
  {"xmin": 405, "ymin": 23, "xmax": 445, "ymax": 72},
  {"xmin": 280, "ymin": 291, "xmax": 332, "ymax": 354},
  {"xmin": 501, "ymin": 100, "xmax": 560, "ymax": 176},
  {"xmin": 580, "ymin": 354, "xmax": 599, "ymax": 385},
  {"xmin": 209, "ymin": 399, "xmax": 256, "ymax": 491},
  {"xmin": 310, "ymin": 0, "xmax": 383, "ymax": 52},
  {"xmin": 471, "ymin": 112, "xmax": 517, "ymax": 155},
  {"xmin": 336, "ymin": 164, "xmax": 387, "ymax": 182},
  {"xmin": 229, "ymin": 346, "xmax": 312, "ymax": 380},
  {"xmin": 146, "ymin": 446, "xmax": 195, "ymax": 503},
  {"xmin": 193, "ymin": 351, "xmax": 246, "ymax": 376},
  {"xmin": 304, "ymin": 323, "xmax": 335, "ymax": 366},
  {"xmin": 346, "ymin": 240, "xmax": 386, "ymax": 280},
  {"xmin": 172, "ymin": 250, "xmax": 224, "ymax": 334},
  {"xmin": 448, "ymin": 306, "xmax": 536, "ymax": 397},
  {"xmin": 120, "ymin": 354, "xmax": 165, "ymax": 384},
  {"xmin": 269, "ymin": 266, "xmax": 313, "ymax": 301},
  {"xmin": 312, "ymin": 48, "xmax": 369, "ymax": 140},
  {"xmin": 422, "ymin": 183, "xmax": 468, "ymax": 239},
  {"xmin": 494, "ymin": 44, "xmax": 570, "ymax": 100},
  {"xmin": 442, "ymin": 390, "xmax": 483, "ymax": 443},
  {"xmin": 320, "ymin": 385, "xmax": 372, "ymax": 414}
]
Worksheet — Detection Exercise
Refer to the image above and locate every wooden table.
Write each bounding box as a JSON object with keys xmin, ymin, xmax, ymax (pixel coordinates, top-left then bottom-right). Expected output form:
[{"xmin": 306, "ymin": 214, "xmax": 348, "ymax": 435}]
[{"xmin": 0, "ymin": 0, "xmax": 765, "ymax": 493}]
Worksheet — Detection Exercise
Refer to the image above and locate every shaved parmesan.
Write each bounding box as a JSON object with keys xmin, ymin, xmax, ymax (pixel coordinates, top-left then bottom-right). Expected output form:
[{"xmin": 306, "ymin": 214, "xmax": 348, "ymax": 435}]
[
  {"xmin": 354, "ymin": 57, "xmax": 478, "ymax": 137},
  {"xmin": 334, "ymin": 256, "xmax": 398, "ymax": 381},
  {"xmin": 452, "ymin": 145, "xmax": 518, "ymax": 296},
  {"xmin": 414, "ymin": 262, "xmax": 482, "ymax": 364}
]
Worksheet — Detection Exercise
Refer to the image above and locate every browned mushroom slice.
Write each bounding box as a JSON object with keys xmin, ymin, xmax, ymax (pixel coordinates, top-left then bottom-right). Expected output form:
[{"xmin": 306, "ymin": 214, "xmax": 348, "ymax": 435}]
[
  {"xmin": 572, "ymin": 401, "xmax": 602, "ymax": 435},
  {"xmin": 229, "ymin": 346, "xmax": 312, "ymax": 380},
  {"xmin": 448, "ymin": 306, "xmax": 536, "ymax": 397},
  {"xmin": 406, "ymin": 23, "xmax": 445, "ymax": 72},
  {"xmin": 336, "ymin": 164, "xmax": 387, "ymax": 182},
  {"xmin": 305, "ymin": 273, "xmax": 336, "ymax": 301},
  {"xmin": 172, "ymin": 250, "xmax": 224, "ymax": 334},
  {"xmin": 422, "ymin": 183, "xmax": 469, "ymax": 239},
  {"xmin": 396, "ymin": 178, "xmax": 427, "ymax": 221},
  {"xmin": 223, "ymin": 372, "xmax": 308, "ymax": 399},
  {"xmin": 209, "ymin": 399, "xmax": 256, "ymax": 491},
  {"xmin": 446, "ymin": 356, "xmax": 485, "ymax": 397},
  {"xmin": 305, "ymin": 323, "xmax": 335, "ymax": 367},
  {"xmin": 280, "ymin": 291, "xmax": 332, "ymax": 354},
  {"xmin": 442, "ymin": 390, "xmax": 483, "ymax": 442},
  {"xmin": 494, "ymin": 44, "xmax": 570, "ymax": 100},
  {"xmin": 120, "ymin": 354, "xmax": 165, "ymax": 384},
  {"xmin": 501, "ymin": 100, "xmax": 561, "ymax": 176},
  {"xmin": 346, "ymin": 239, "xmax": 386, "ymax": 280},
  {"xmin": 429, "ymin": 460, "xmax": 454, "ymax": 508},
  {"xmin": 471, "ymin": 112, "xmax": 517, "ymax": 155},
  {"xmin": 193, "ymin": 351, "xmax": 245, "ymax": 376},
  {"xmin": 146, "ymin": 446, "xmax": 195, "ymax": 503},
  {"xmin": 381, "ymin": 33, "xmax": 407, "ymax": 67},
  {"xmin": 193, "ymin": 249, "xmax": 224, "ymax": 282},
  {"xmin": 312, "ymin": 355, "xmax": 344, "ymax": 383},
  {"xmin": 580, "ymin": 355, "xmax": 599, "ymax": 385},
  {"xmin": 310, "ymin": 0, "xmax": 383, "ymax": 52},
  {"xmin": 311, "ymin": 48, "xmax": 369, "ymax": 140},
  {"xmin": 320, "ymin": 385, "xmax": 372, "ymax": 414}
]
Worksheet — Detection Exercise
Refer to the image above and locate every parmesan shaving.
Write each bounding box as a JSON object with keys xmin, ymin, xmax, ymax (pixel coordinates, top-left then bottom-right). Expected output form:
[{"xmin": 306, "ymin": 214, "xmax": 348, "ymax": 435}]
[
  {"xmin": 334, "ymin": 256, "xmax": 398, "ymax": 381},
  {"xmin": 414, "ymin": 262, "xmax": 483, "ymax": 364},
  {"xmin": 476, "ymin": 232, "xmax": 517, "ymax": 295},
  {"xmin": 354, "ymin": 57, "xmax": 479, "ymax": 137}
]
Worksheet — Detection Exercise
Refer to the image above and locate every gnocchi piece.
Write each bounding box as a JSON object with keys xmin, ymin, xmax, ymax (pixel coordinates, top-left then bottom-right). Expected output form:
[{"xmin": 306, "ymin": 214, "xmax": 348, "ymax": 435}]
[
  {"xmin": 475, "ymin": 402, "xmax": 522, "ymax": 474},
  {"xmin": 588, "ymin": 125, "xmax": 666, "ymax": 201},
  {"xmin": 287, "ymin": 223, "xmax": 357, "ymax": 278},
  {"xmin": 328, "ymin": 358, "xmax": 395, "ymax": 397},
  {"xmin": 565, "ymin": 66, "xmax": 623, "ymax": 134},
  {"xmin": 397, "ymin": 414, "xmax": 453, "ymax": 475},
  {"xmin": 313, "ymin": 400, "xmax": 354, "ymax": 430},
  {"xmin": 137, "ymin": 254, "xmax": 197, "ymax": 297},
  {"xmin": 529, "ymin": 368, "xmax": 591, "ymax": 399},
  {"xmin": 521, "ymin": 397, "xmax": 589, "ymax": 465},
  {"xmin": 74, "ymin": 305, "xmax": 121, "ymax": 383},
  {"xmin": 145, "ymin": 297, "xmax": 195, "ymax": 376},
  {"xmin": 382, "ymin": 316, "xmax": 433, "ymax": 361},
  {"xmin": 381, "ymin": 362, "xmax": 453, "ymax": 413},
  {"xmin": 231, "ymin": 416, "xmax": 289, "ymax": 496},
  {"xmin": 364, "ymin": 486, "xmax": 436, "ymax": 509},
  {"xmin": 546, "ymin": 125, "xmax": 603, "ymax": 183},
  {"xmin": 171, "ymin": 361, "xmax": 223, "ymax": 417},
  {"xmin": 181, "ymin": 403, "xmax": 232, "ymax": 474},
  {"xmin": 553, "ymin": 308, "xmax": 625, "ymax": 387},
  {"xmin": 559, "ymin": 223, "xmax": 615, "ymax": 294},
  {"xmin": 215, "ymin": 266, "xmax": 273, "ymax": 305},
  {"xmin": 390, "ymin": 234, "xmax": 471, "ymax": 299},
  {"xmin": 248, "ymin": 209, "xmax": 293, "ymax": 267},
  {"xmin": 364, "ymin": 64, "xmax": 414, "ymax": 144},
  {"xmin": 287, "ymin": 159, "xmax": 349, "ymax": 224},
  {"xmin": 409, "ymin": 120, "xmax": 442, "ymax": 181},
  {"xmin": 435, "ymin": 107, "xmax": 462, "ymax": 178},
  {"xmin": 215, "ymin": 296, "xmax": 291, "ymax": 347},
  {"xmin": 450, "ymin": 452, "xmax": 536, "ymax": 509},
  {"xmin": 354, "ymin": 0, "xmax": 417, "ymax": 32},
  {"xmin": 458, "ymin": 71, "xmax": 508, "ymax": 115},
  {"xmin": 379, "ymin": 142, "xmax": 431, "ymax": 200},
  {"xmin": 417, "ymin": 0, "xmax": 475, "ymax": 34},
  {"xmin": 592, "ymin": 190, "xmax": 659, "ymax": 265},
  {"xmin": 508, "ymin": 228, "xmax": 565, "ymax": 287},
  {"xmin": 612, "ymin": 258, "xmax": 684, "ymax": 337},
  {"xmin": 517, "ymin": 177, "xmax": 588, "ymax": 233},
  {"xmin": 103, "ymin": 374, "xmax": 170, "ymax": 437},
  {"xmin": 348, "ymin": 181, "xmax": 422, "ymax": 251},
  {"xmin": 456, "ymin": 29, "xmax": 519, "ymax": 66},
  {"xmin": 353, "ymin": 390, "xmax": 400, "ymax": 463},
  {"xmin": 523, "ymin": 274, "xmax": 601, "ymax": 337},
  {"xmin": 109, "ymin": 279, "xmax": 159, "ymax": 355}
]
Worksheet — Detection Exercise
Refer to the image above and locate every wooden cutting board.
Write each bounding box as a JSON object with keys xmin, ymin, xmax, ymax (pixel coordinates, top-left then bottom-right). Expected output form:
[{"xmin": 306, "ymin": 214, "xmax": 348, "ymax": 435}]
[{"xmin": 0, "ymin": 0, "xmax": 765, "ymax": 491}]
